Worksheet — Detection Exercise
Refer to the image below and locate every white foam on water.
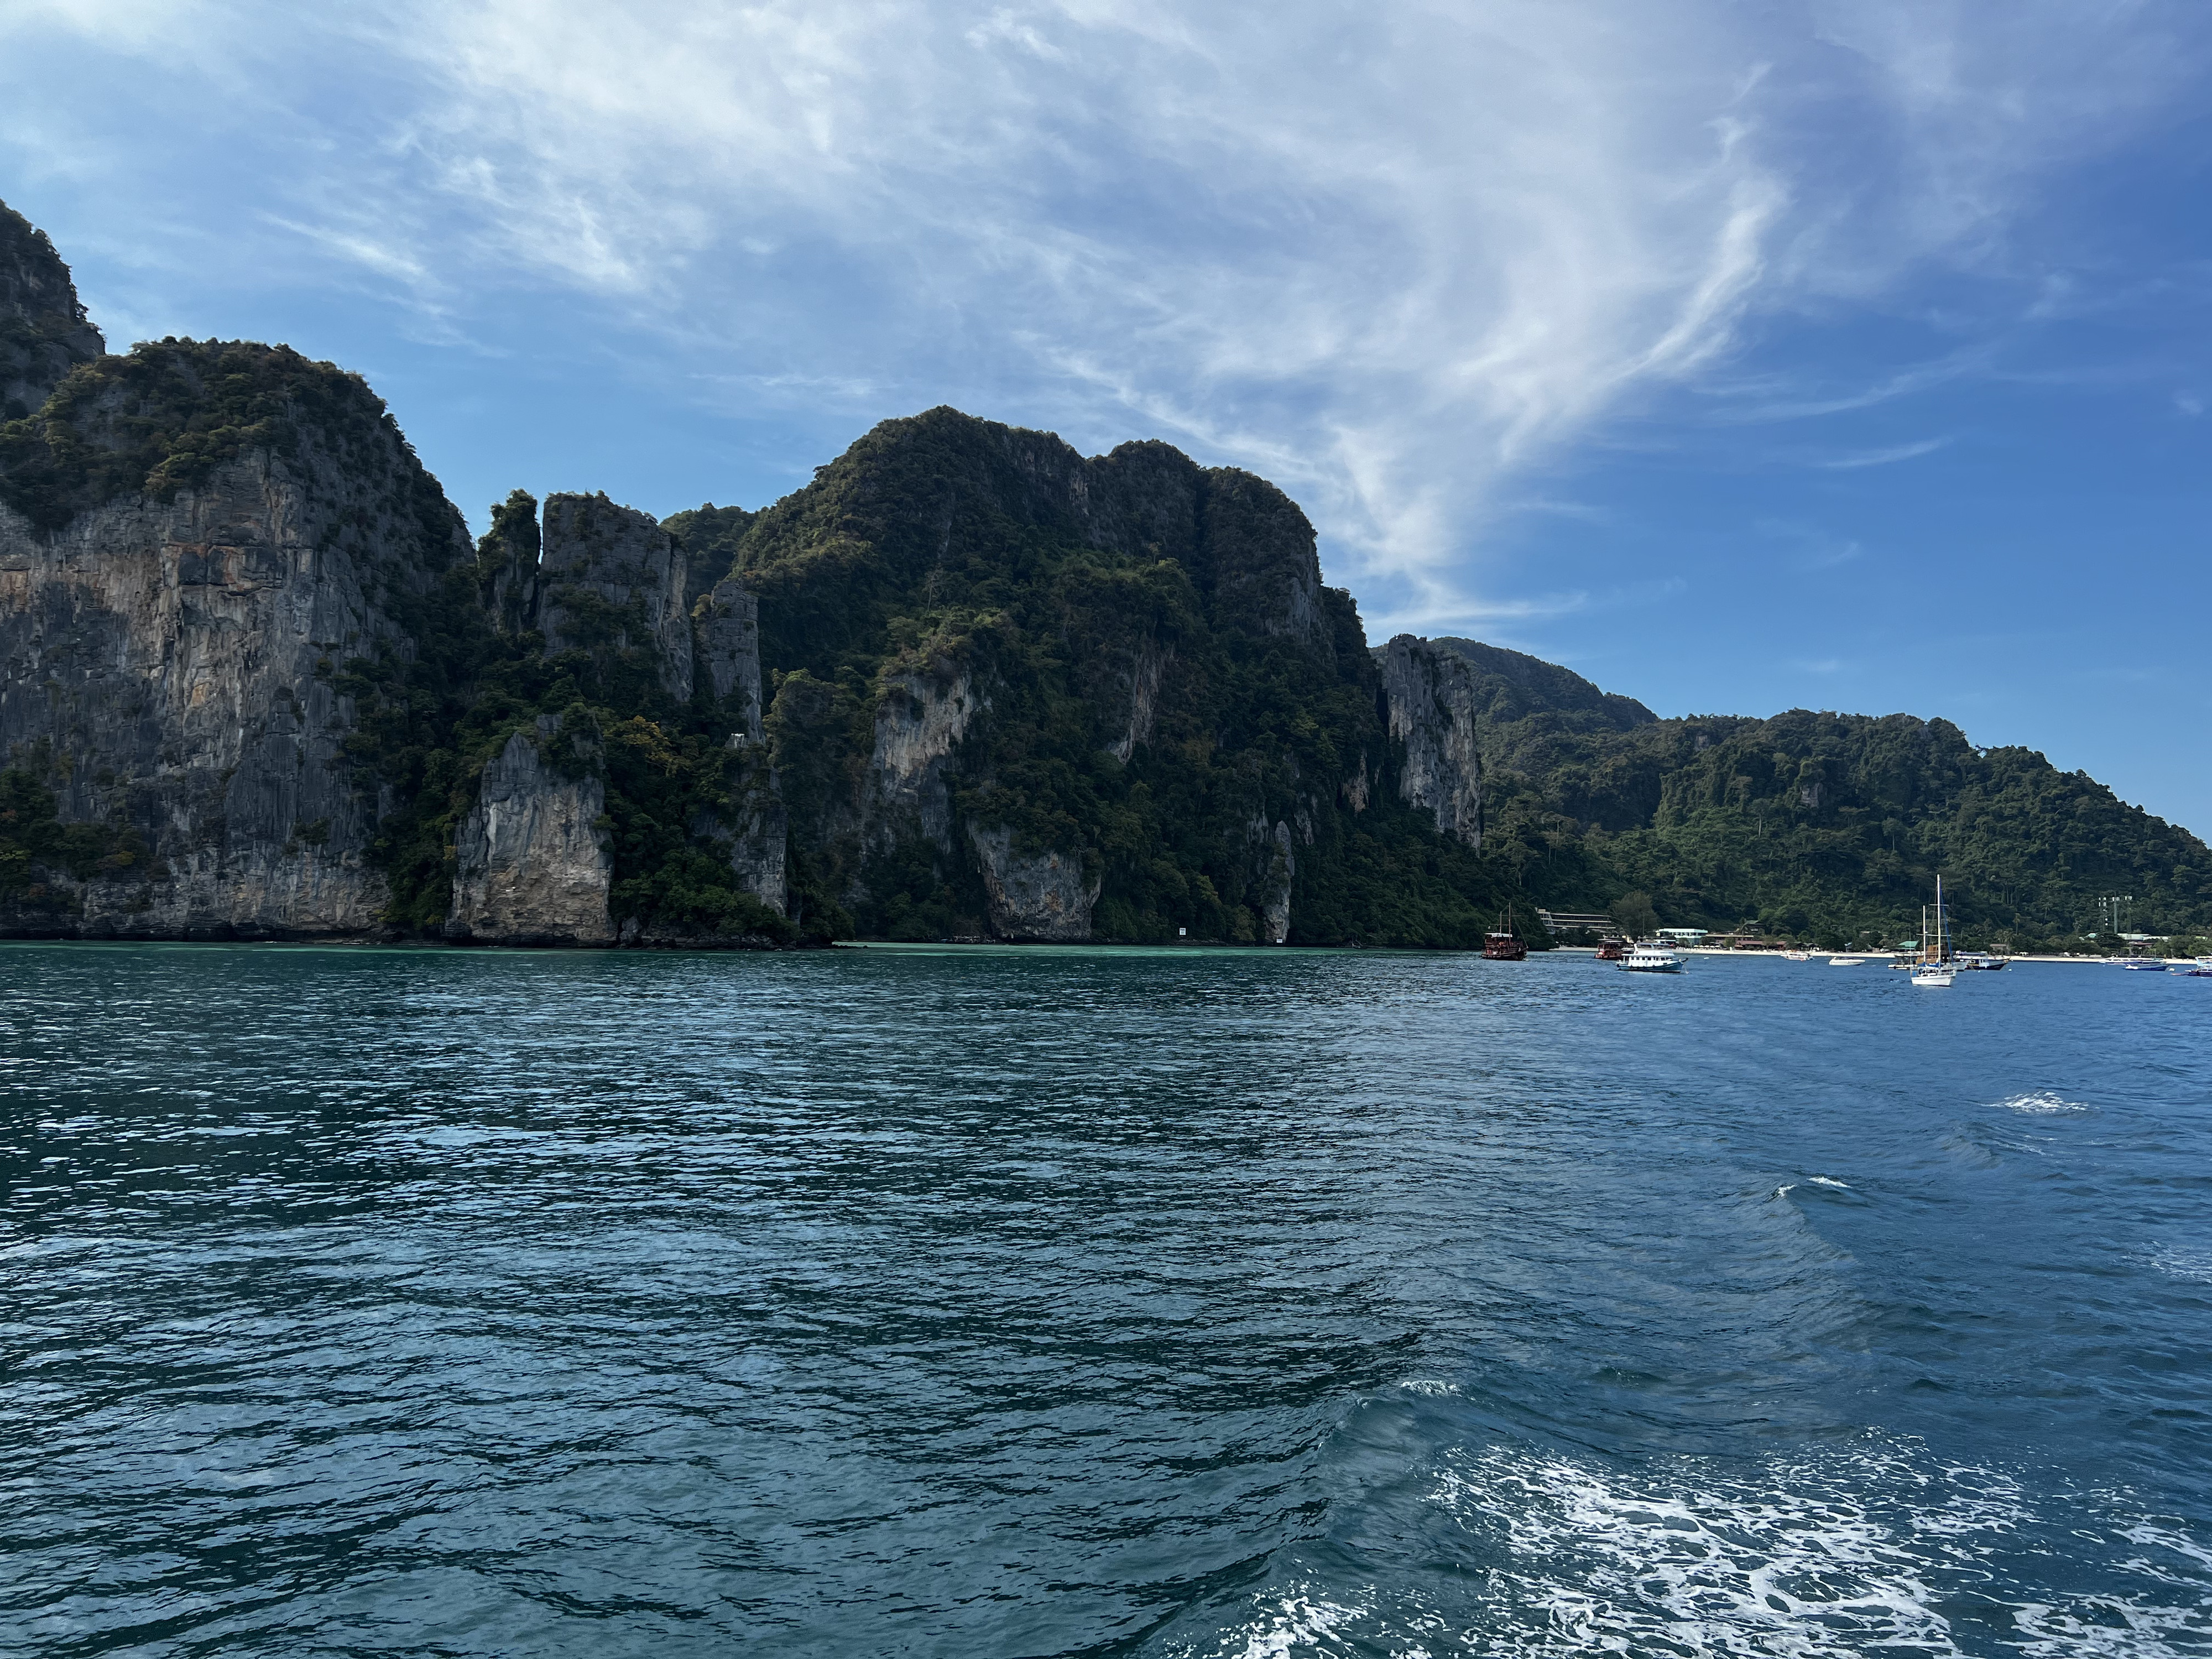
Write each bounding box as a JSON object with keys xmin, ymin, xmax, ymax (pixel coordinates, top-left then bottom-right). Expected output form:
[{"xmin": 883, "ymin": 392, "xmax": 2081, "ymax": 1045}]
[
  {"xmin": 2124, "ymin": 1521, "xmax": 2212, "ymax": 1576},
  {"xmin": 2145, "ymin": 1248, "xmax": 2212, "ymax": 1286},
  {"xmin": 1422, "ymin": 1443, "xmax": 2210, "ymax": 1657},
  {"xmin": 1805, "ymin": 1176, "xmax": 1851, "ymax": 1190},
  {"xmin": 1997, "ymin": 1092, "xmax": 2089, "ymax": 1115},
  {"xmin": 1401, "ymin": 1378, "xmax": 1462, "ymax": 1396},
  {"xmin": 1218, "ymin": 1588, "xmax": 1379, "ymax": 1659}
]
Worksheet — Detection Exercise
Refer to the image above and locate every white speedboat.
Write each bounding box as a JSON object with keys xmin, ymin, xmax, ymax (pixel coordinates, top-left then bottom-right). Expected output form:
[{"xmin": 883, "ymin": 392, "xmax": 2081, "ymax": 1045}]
[
  {"xmin": 1619, "ymin": 942, "xmax": 1684, "ymax": 973},
  {"xmin": 1830, "ymin": 956, "xmax": 1865, "ymax": 966},
  {"xmin": 1785, "ymin": 950, "xmax": 1812, "ymax": 962}
]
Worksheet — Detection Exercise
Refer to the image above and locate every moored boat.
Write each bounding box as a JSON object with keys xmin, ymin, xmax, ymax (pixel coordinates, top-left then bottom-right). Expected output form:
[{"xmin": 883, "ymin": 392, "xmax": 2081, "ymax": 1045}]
[
  {"xmin": 1619, "ymin": 941, "xmax": 1684, "ymax": 973},
  {"xmin": 1483, "ymin": 906, "xmax": 1528, "ymax": 961},
  {"xmin": 1911, "ymin": 877, "xmax": 1961, "ymax": 986}
]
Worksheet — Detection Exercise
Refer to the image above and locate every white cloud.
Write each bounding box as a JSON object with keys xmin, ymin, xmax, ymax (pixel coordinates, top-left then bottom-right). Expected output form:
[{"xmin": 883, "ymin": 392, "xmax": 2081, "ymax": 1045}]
[
  {"xmin": 1817, "ymin": 436, "xmax": 1952, "ymax": 470},
  {"xmin": 8, "ymin": 0, "xmax": 2206, "ymax": 629}
]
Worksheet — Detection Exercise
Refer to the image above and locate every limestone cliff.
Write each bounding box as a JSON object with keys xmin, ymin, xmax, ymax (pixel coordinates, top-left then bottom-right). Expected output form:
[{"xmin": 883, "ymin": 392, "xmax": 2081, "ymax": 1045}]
[
  {"xmin": 446, "ymin": 714, "xmax": 614, "ymax": 946},
  {"xmin": 1379, "ymin": 634, "xmax": 1483, "ymax": 848},
  {"xmin": 968, "ymin": 825, "xmax": 1099, "ymax": 941},
  {"xmin": 696, "ymin": 578, "xmax": 764, "ymax": 739},
  {"xmin": 0, "ymin": 206, "xmax": 1536, "ymax": 952},
  {"xmin": 867, "ymin": 659, "xmax": 988, "ymax": 855},
  {"xmin": 712, "ymin": 407, "xmax": 1515, "ymax": 946},
  {"xmin": 538, "ymin": 493, "xmax": 694, "ymax": 702},
  {"xmin": 0, "ymin": 337, "xmax": 470, "ymax": 939},
  {"xmin": 1, "ymin": 202, "xmax": 104, "ymax": 420},
  {"xmin": 436, "ymin": 491, "xmax": 787, "ymax": 937}
]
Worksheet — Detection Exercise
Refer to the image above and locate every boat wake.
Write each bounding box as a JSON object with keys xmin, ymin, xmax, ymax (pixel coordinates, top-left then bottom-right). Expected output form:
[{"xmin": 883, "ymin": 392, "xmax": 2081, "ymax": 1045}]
[{"xmin": 1185, "ymin": 1436, "xmax": 2212, "ymax": 1657}]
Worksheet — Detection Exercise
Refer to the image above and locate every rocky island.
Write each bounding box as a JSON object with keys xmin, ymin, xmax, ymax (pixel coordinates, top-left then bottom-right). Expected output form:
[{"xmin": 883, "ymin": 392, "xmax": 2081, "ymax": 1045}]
[{"xmin": 3, "ymin": 199, "xmax": 2206, "ymax": 951}]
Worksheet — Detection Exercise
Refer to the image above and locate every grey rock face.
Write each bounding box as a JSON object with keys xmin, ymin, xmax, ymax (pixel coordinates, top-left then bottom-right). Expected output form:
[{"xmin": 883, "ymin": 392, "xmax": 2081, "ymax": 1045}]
[
  {"xmin": 1379, "ymin": 634, "xmax": 1483, "ymax": 847},
  {"xmin": 0, "ymin": 436, "xmax": 468, "ymax": 938},
  {"xmin": 1340, "ymin": 753, "xmax": 1371, "ymax": 812},
  {"xmin": 1105, "ymin": 639, "xmax": 1171, "ymax": 763},
  {"xmin": 968, "ymin": 823, "xmax": 1099, "ymax": 941},
  {"xmin": 539, "ymin": 493, "xmax": 694, "ymax": 701},
  {"xmin": 868, "ymin": 661, "xmax": 987, "ymax": 855},
  {"xmin": 723, "ymin": 776, "xmax": 789, "ymax": 913},
  {"xmin": 693, "ymin": 573, "xmax": 783, "ymax": 908},
  {"xmin": 447, "ymin": 715, "xmax": 614, "ymax": 946},
  {"xmin": 1, "ymin": 199, "xmax": 104, "ymax": 419},
  {"xmin": 684, "ymin": 756, "xmax": 789, "ymax": 917},
  {"xmin": 1244, "ymin": 814, "xmax": 1295, "ymax": 943},
  {"xmin": 473, "ymin": 499, "xmax": 788, "ymax": 931},
  {"xmin": 697, "ymin": 578, "xmax": 763, "ymax": 737}
]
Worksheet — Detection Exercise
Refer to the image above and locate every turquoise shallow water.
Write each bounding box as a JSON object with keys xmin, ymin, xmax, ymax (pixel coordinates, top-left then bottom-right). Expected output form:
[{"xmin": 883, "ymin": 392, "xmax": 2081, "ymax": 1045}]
[{"xmin": 2, "ymin": 942, "xmax": 2209, "ymax": 1656}]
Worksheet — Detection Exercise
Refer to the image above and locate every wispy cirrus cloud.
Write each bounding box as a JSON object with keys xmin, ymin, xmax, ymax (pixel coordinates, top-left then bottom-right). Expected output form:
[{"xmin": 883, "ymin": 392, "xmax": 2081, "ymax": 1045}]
[
  {"xmin": 1817, "ymin": 436, "xmax": 1954, "ymax": 470},
  {"xmin": 3, "ymin": 0, "xmax": 2207, "ymax": 632}
]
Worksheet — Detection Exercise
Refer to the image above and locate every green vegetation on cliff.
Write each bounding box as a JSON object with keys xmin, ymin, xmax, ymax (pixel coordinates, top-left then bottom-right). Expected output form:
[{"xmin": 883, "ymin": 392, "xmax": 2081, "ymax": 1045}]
[
  {"xmin": 708, "ymin": 409, "xmax": 1517, "ymax": 946},
  {"xmin": 341, "ymin": 489, "xmax": 799, "ymax": 943},
  {"xmin": 1, "ymin": 200, "xmax": 105, "ymax": 422},
  {"xmin": 0, "ymin": 337, "xmax": 456, "ymax": 538},
  {"xmin": 0, "ymin": 756, "xmax": 154, "ymax": 911}
]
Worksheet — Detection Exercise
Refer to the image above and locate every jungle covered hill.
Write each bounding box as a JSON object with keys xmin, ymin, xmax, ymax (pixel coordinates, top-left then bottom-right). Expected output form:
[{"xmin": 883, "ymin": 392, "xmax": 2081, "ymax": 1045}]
[
  {"xmin": 667, "ymin": 409, "xmax": 1515, "ymax": 947},
  {"xmin": 1437, "ymin": 641, "xmax": 2212, "ymax": 951}
]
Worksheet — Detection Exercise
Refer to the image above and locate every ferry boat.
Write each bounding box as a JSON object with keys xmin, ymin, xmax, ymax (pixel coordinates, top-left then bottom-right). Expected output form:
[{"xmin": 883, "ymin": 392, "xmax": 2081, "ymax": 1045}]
[
  {"xmin": 1955, "ymin": 952, "xmax": 2009, "ymax": 971},
  {"xmin": 1483, "ymin": 907, "xmax": 1527, "ymax": 961},
  {"xmin": 1595, "ymin": 936, "xmax": 1626, "ymax": 962},
  {"xmin": 1618, "ymin": 941, "xmax": 1684, "ymax": 973}
]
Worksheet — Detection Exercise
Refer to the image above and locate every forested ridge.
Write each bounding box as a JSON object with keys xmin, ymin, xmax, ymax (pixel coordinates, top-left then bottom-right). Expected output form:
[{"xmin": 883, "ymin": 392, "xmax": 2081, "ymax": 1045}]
[{"xmin": 1446, "ymin": 642, "xmax": 2211, "ymax": 950}]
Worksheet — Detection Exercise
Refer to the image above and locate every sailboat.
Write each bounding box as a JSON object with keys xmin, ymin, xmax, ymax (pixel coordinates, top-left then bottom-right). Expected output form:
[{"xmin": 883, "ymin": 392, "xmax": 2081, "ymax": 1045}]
[{"xmin": 1912, "ymin": 877, "xmax": 1957, "ymax": 987}]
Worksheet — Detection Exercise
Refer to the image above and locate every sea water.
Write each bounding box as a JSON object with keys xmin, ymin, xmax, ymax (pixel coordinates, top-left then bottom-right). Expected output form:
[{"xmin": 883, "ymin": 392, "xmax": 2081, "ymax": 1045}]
[{"xmin": 2, "ymin": 943, "xmax": 2208, "ymax": 1656}]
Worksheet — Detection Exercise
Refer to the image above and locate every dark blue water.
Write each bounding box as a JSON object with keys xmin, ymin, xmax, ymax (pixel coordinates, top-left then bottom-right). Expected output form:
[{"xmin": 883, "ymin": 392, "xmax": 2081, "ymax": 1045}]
[{"xmin": 3, "ymin": 943, "xmax": 2209, "ymax": 1656}]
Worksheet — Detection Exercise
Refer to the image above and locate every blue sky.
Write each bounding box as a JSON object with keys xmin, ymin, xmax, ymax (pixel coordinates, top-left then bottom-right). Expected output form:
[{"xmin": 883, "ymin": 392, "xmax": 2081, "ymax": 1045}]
[{"xmin": 5, "ymin": 1, "xmax": 2209, "ymax": 831}]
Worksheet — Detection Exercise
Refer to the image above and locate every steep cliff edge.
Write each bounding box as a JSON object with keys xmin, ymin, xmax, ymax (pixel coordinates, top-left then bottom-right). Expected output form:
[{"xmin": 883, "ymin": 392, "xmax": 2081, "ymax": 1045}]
[
  {"xmin": 0, "ymin": 199, "xmax": 1520, "ymax": 952},
  {"xmin": 538, "ymin": 493, "xmax": 694, "ymax": 702},
  {"xmin": 710, "ymin": 408, "xmax": 1516, "ymax": 945},
  {"xmin": 0, "ymin": 203, "xmax": 798, "ymax": 947},
  {"xmin": 0, "ymin": 331, "xmax": 471, "ymax": 938},
  {"xmin": 23, "ymin": 203, "xmax": 2187, "ymax": 954},
  {"xmin": 446, "ymin": 714, "xmax": 614, "ymax": 945},
  {"xmin": 1, "ymin": 202, "xmax": 104, "ymax": 420},
  {"xmin": 1378, "ymin": 635, "xmax": 1483, "ymax": 848},
  {"xmin": 371, "ymin": 487, "xmax": 790, "ymax": 947}
]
